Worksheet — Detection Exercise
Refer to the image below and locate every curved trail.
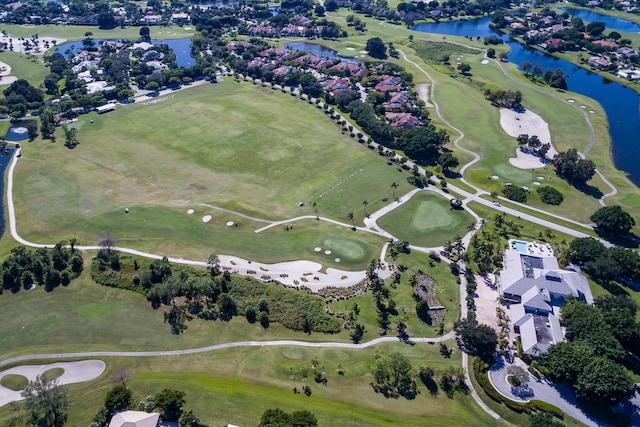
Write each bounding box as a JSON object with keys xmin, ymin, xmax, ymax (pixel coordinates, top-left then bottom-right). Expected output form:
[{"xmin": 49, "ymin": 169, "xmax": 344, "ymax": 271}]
[{"xmin": 0, "ymin": 334, "xmax": 454, "ymax": 369}]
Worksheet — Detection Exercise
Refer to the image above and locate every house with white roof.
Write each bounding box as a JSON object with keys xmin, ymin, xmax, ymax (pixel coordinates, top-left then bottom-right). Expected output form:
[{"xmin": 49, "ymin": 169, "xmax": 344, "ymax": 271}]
[
  {"xmin": 108, "ymin": 411, "xmax": 160, "ymax": 427},
  {"xmin": 499, "ymin": 240, "xmax": 593, "ymax": 354}
]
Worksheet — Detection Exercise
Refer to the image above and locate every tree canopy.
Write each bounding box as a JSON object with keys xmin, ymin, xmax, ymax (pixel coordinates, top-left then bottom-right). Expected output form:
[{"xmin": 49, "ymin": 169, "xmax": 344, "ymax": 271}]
[
  {"xmin": 455, "ymin": 318, "xmax": 497, "ymax": 361},
  {"xmin": 552, "ymin": 148, "xmax": 596, "ymax": 185},
  {"xmin": 590, "ymin": 205, "xmax": 636, "ymax": 234},
  {"xmin": 154, "ymin": 388, "xmax": 186, "ymax": 421},
  {"xmin": 21, "ymin": 376, "xmax": 68, "ymax": 427},
  {"xmin": 366, "ymin": 37, "xmax": 387, "ymax": 59}
]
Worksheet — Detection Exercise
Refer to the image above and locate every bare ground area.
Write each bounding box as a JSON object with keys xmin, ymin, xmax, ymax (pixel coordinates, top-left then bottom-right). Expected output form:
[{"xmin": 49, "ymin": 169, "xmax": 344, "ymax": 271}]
[{"xmin": 412, "ymin": 272, "xmax": 445, "ymax": 325}]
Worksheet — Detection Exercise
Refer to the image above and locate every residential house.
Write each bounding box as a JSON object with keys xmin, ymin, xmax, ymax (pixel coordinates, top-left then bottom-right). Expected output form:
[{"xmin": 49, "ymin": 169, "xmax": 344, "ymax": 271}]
[
  {"xmin": 385, "ymin": 112, "xmax": 419, "ymax": 128},
  {"xmin": 108, "ymin": 411, "xmax": 159, "ymax": 427}
]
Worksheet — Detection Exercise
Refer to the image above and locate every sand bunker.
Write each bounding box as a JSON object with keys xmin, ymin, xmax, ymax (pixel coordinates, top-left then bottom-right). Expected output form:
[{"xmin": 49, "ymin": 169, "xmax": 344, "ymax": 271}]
[
  {"xmin": 481, "ymin": 59, "xmax": 489, "ymax": 64},
  {"xmin": 501, "ymin": 108, "xmax": 558, "ymax": 169},
  {"xmin": 324, "ymin": 250, "xmax": 332, "ymax": 255},
  {"xmin": 226, "ymin": 221, "xmax": 235, "ymax": 226},
  {"xmin": 187, "ymin": 209, "xmax": 194, "ymax": 214},
  {"xmin": 202, "ymin": 215, "xmax": 212, "ymax": 223},
  {"xmin": 314, "ymin": 247, "xmax": 322, "ymax": 252},
  {"xmin": 346, "ymin": 47, "xmax": 355, "ymax": 51},
  {"xmin": 334, "ymin": 258, "xmax": 341, "ymax": 263}
]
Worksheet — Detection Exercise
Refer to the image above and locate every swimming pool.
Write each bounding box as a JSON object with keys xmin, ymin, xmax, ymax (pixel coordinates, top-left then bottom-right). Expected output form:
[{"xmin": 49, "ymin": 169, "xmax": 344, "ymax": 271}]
[{"xmin": 514, "ymin": 241, "xmax": 527, "ymax": 253}]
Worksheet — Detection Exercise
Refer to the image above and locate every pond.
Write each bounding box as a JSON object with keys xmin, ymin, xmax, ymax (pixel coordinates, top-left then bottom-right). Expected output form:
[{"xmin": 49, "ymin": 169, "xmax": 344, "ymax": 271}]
[
  {"xmin": 560, "ymin": 7, "xmax": 640, "ymax": 33},
  {"xmin": 55, "ymin": 38, "xmax": 195, "ymax": 68},
  {"xmin": 5, "ymin": 121, "xmax": 36, "ymax": 141},
  {"xmin": 412, "ymin": 18, "xmax": 640, "ymax": 187},
  {"xmin": 0, "ymin": 148, "xmax": 14, "ymax": 238},
  {"xmin": 283, "ymin": 41, "xmax": 364, "ymax": 65}
]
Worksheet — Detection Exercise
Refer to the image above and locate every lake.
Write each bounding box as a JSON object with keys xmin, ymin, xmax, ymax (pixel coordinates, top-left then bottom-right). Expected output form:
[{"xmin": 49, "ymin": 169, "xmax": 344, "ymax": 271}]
[
  {"xmin": 412, "ymin": 18, "xmax": 640, "ymax": 186},
  {"xmin": 283, "ymin": 41, "xmax": 364, "ymax": 65},
  {"xmin": 55, "ymin": 38, "xmax": 195, "ymax": 68},
  {"xmin": 560, "ymin": 8, "xmax": 640, "ymax": 33}
]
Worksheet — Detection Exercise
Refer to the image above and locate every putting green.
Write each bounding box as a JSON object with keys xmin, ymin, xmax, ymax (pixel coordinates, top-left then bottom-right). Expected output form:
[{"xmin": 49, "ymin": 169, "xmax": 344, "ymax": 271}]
[
  {"xmin": 412, "ymin": 201, "xmax": 453, "ymax": 231},
  {"xmin": 622, "ymin": 193, "xmax": 640, "ymax": 208},
  {"xmin": 321, "ymin": 237, "xmax": 368, "ymax": 261},
  {"xmin": 377, "ymin": 192, "xmax": 475, "ymax": 247},
  {"xmin": 492, "ymin": 164, "xmax": 536, "ymax": 185}
]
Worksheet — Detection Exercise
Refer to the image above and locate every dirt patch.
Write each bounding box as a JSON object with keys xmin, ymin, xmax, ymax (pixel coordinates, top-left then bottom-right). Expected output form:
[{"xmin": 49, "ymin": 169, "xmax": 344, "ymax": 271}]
[{"xmin": 412, "ymin": 272, "xmax": 445, "ymax": 325}]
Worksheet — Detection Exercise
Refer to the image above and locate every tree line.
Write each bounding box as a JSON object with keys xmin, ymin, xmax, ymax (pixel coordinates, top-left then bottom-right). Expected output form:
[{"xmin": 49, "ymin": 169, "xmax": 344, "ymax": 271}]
[{"xmin": 0, "ymin": 242, "xmax": 83, "ymax": 294}]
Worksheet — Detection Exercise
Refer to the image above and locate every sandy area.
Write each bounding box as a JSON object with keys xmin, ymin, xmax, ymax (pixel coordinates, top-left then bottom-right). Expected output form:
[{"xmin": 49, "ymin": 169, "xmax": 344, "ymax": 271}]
[
  {"xmin": 0, "ymin": 60, "xmax": 17, "ymax": 85},
  {"xmin": 500, "ymin": 108, "xmax": 558, "ymax": 169},
  {"xmin": 219, "ymin": 255, "xmax": 367, "ymax": 292},
  {"xmin": 0, "ymin": 34, "xmax": 66, "ymax": 54},
  {"xmin": 415, "ymin": 83, "xmax": 433, "ymax": 107},
  {"xmin": 0, "ymin": 360, "xmax": 106, "ymax": 407}
]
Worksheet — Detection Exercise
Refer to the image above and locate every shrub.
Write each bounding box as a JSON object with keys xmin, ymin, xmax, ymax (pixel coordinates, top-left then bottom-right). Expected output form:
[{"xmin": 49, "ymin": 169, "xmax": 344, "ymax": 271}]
[
  {"xmin": 502, "ymin": 185, "xmax": 527, "ymax": 202},
  {"xmin": 528, "ymin": 400, "xmax": 564, "ymax": 419},
  {"xmin": 536, "ymin": 186, "xmax": 563, "ymax": 205}
]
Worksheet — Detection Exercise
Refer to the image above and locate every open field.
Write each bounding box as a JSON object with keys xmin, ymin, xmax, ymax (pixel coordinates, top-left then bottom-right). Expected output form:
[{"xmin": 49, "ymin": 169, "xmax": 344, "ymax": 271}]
[
  {"xmin": 0, "ymin": 24, "xmax": 194, "ymax": 42},
  {"xmin": 377, "ymin": 191, "xmax": 475, "ymax": 247},
  {"xmin": 13, "ymin": 80, "xmax": 411, "ymax": 265},
  {"xmin": 0, "ymin": 51, "xmax": 48, "ymax": 86},
  {"xmin": 0, "ymin": 345, "xmax": 505, "ymax": 427}
]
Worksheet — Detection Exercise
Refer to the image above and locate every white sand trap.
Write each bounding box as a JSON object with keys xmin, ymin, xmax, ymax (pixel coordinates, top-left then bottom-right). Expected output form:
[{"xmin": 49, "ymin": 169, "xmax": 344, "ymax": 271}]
[
  {"xmin": 334, "ymin": 258, "xmax": 341, "ymax": 263},
  {"xmin": 314, "ymin": 247, "xmax": 322, "ymax": 252},
  {"xmin": 533, "ymin": 181, "xmax": 541, "ymax": 185},
  {"xmin": 346, "ymin": 47, "xmax": 355, "ymax": 51},
  {"xmin": 537, "ymin": 176, "xmax": 544, "ymax": 180},
  {"xmin": 568, "ymin": 99, "xmax": 575, "ymax": 103},
  {"xmin": 226, "ymin": 221, "xmax": 235, "ymax": 226},
  {"xmin": 589, "ymin": 110, "xmax": 595, "ymax": 114},
  {"xmin": 202, "ymin": 215, "xmax": 212, "ymax": 223},
  {"xmin": 580, "ymin": 105, "xmax": 586, "ymax": 108},
  {"xmin": 187, "ymin": 209, "xmax": 194, "ymax": 215},
  {"xmin": 481, "ymin": 59, "xmax": 489, "ymax": 64},
  {"xmin": 0, "ymin": 360, "xmax": 106, "ymax": 407},
  {"xmin": 509, "ymin": 149, "xmax": 547, "ymax": 169},
  {"xmin": 359, "ymin": 50, "xmax": 368, "ymax": 54},
  {"xmin": 324, "ymin": 250, "xmax": 332, "ymax": 255},
  {"xmin": 501, "ymin": 108, "xmax": 558, "ymax": 168},
  {"xmin": 0, "ymin": 76, "xmax": 18, "ymax": 85},
  {"xmin": 491, "ymin": 175, "xmax": 499, "ymax": 180},
  {"xmin": 415, "ymin": 83, "xmax": 433, "ymax": 107}
]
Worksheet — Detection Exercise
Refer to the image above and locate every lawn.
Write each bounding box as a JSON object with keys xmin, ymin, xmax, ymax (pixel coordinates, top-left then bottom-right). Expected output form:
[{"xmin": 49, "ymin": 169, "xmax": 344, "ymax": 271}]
[
  {"xmin": 12, "ymin": 80, "xmax": 411, "ymax": 265},
  {"xmin": 0, "ymin": 51, "xmax": 49, "ymax": 86},
  {"xmin": 377, "ymin": 191, "xmax": 475, "ymax": 247},
  {"xmin": 0, "ymin": 345, "xmax": 505, "ymax": 427},
  {"xmin": 0, "ymin": 24, "xmax": 194, "ymax": 42}
]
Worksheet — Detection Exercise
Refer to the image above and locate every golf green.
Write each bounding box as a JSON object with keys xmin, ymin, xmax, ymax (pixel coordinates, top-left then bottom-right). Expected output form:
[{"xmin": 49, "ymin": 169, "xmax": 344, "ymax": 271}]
[{"xmin": 377, "ymin": 191, "xmax": 475, "ymax": 247}]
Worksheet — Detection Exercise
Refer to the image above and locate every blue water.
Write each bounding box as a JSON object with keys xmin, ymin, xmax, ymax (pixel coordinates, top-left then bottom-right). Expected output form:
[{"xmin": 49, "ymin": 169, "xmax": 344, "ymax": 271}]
[
  {"xmin": 5, "ymin": 122, "xmax": 36, "ymax": 141},
  {"xmin": 412, "ymin": 18, "xmax": 640, "ymax": 186},
  {"xmin": 55, "ymin": 38, "xmax": 195, "ymax": 68},
  {"xmin": 514, "ymin": 241, "xmax": 527, "ymax": 253},
  {"xmin": 560, "ymin": 8, "xmax": 640, "ymax": 33},
  {"xmin": 0, "ymin": 148, "xmax": 14, "ymax": 238},
  {"xmin": 283, "ymin": 42, "xmax": 364, "ymax": 65}
]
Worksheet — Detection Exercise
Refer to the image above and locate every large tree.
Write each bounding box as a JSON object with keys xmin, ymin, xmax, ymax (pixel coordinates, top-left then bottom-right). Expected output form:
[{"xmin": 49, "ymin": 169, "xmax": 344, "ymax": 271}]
[
  {"xmin": 455, "ymin": 318, "xmax": 497, "ymax": 361},
  {"xmin": 154, "ymin": 389, "xmax": 186, "ymax": 421},
  {"xmin": 21, "ymin": 376, "xmax": 68, "ymax": 427},
  {"xmin": 574, "ymin": 357, "xmax": 634, "ymax": 403},
  {"xmin": 552, "ymin": 148, "xmax": 596, "ymax": 185},
  {"xmin": 104, "ymin": 384, "xmax": 132, "ymax": 414},
  {"xmin": 365, "ymin": 37, "xmax": 387, "ymax": 59},
  {"xmin": 590, "ymin": 205, "xmax": 636, "ymax": 234}
]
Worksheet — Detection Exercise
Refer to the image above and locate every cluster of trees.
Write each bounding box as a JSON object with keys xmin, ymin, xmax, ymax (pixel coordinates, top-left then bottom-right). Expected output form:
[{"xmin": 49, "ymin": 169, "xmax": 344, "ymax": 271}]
[
  {"xmin": 0, "ymin": 79, "xmax": 43, "ymax": 117},
  {"xmin": 484, "ymin": 88, "xmax": 523, "ymax": 109},
  {"xmin": 536, "ymin": 186, "xmax": 563, "ymax": 205},
  {"xmin": 91, "ymin": 252, "xmax": 340, "ymax": 334},
  {"xmin": 516, "ymin": 133, "xmax": 551, "ymax": 159},
  {"xmin": 1, "ymin": 243, "xmax": 83, "ymax": 294},
  {"xmin": 552, "ymin": 148, "xmax": 596, "ymax": 186},
  {"xmin": 470, "ymin": 213, "xmax": 526, "ymax": 274},
  {"xmin": 566, "ymin": 234, "xmax": 640, "ymax": 283},
  {"xmin": 541, "ymin": 296, "xmax": 635, "ymax": 404},
  {"xmin": 370, "ymin": 350, "xmax": 418, "ymax": 399},
  {"xmin": 91, "ymin": 384, "xmax": 198, "ymax": 427},
  {"xmin": 502, "ymin": 184, "xmax": 528, "ymax": 203},
  {"xmin": 259, "ymin": 408, "xmax": 317, "ymax": 427},
  {"xmin": 590, "ymin": 205, "xmax": 636, "ymax": 234},
  {"xmin": 455, "ymin": 318, "xmax": 498, "ymax": 361},
  {"xmin": 521, "ymin": 63, "xmax": 567, "ymax": 90},
  {"xmin": 366, "ymin": 260, "xmax": 398, "ymax": 336},
  {"xmin": 417, "ymin": 364, "xmax": 468, "ymax": 399}
]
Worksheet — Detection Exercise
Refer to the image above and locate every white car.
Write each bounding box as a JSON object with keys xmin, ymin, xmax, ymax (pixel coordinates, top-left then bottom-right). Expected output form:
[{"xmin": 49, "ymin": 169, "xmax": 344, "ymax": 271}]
[{"xmin": 493, "ymin": 201, "xmax": 501, "ymax": 207}]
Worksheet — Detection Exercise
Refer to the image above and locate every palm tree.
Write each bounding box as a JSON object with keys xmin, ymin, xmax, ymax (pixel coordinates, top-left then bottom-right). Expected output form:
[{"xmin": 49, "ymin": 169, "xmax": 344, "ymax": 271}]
[
  {"xmin": 467, "ymin": 223, "xmax": 476, "ymax": 232},
  {"xmin": 313, "ymin": 202, "xmax": 318, "ymax": 219},
  {"xmin": 362, "ymin": 200, "xmax": 369, "ymax": 217},
  {"xmin": 347, "ymin": 211, "xmax": 354, "ymax": 228},
  {"xmin": 391, "ymin": 182, "xmax": 398, "ymax": 200}
]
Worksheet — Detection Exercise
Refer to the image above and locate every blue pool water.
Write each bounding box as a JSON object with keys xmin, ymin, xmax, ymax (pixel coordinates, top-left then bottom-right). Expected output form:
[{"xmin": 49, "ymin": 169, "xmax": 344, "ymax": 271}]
[{"xmin": 514, "ymin": 241, "xmax": 527, "ymax": 253}]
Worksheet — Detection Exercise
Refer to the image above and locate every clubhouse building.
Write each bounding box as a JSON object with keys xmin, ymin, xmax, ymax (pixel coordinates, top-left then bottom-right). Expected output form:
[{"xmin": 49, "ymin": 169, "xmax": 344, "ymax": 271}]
[{"xmin": 499, "ymin": 240, "xmax": 593, "ymax": 355}]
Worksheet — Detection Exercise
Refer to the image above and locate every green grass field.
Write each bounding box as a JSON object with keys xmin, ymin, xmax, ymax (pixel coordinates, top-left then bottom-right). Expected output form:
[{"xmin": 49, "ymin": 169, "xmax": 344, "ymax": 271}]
[
  {"xmin": 0, "ymin": 51, "xmax": 49, "ymax": 86},
  {"xmin": 13, "ymin": 81, "xmax": 411, "ymax": 266},
  {"xmin": 0, "ymin": 374, "xmax": 28, "ymax": 391},
  {"xmin": 0, "ymin": 345, "xmax": 505, "ymax": 427},
  {"xmin": 0, "ymin": 24, "xmax": 194, "ymax": 42},
  {"xmin": 377, "ymin": 191, "xmax": 475, "ymax": 247}
]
